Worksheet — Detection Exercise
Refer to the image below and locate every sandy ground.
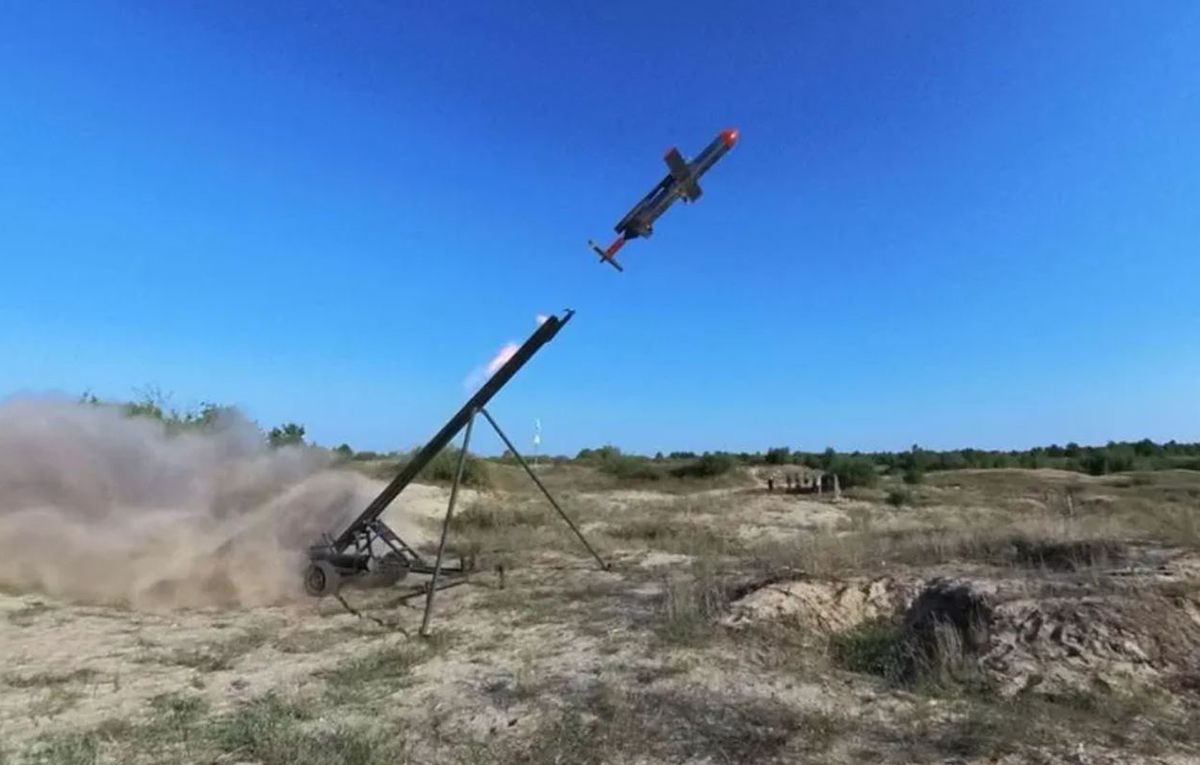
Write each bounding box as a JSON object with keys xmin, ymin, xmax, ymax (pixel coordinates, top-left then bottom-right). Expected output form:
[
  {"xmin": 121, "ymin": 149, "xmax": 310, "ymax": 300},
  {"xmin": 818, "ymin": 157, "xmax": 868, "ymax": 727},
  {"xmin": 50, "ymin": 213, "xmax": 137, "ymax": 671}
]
[{"xmin": 3, "ymin": 467, "xmax": 1200, "ymax": 764}]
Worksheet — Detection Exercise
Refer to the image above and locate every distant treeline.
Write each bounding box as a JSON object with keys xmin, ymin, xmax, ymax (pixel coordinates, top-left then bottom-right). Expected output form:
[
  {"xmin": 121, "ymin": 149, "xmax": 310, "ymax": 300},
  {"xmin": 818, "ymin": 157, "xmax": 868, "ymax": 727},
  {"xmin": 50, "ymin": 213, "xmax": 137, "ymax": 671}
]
[
  {"xmin": 82, "ymin": 389, "xmax": 308, "ymax": 448},
  {"xmin": 88, "ymin": 390, "xmax": 1198, "ymax": 488},
  {"xmin": 752, "ymin": 441, "xmax": 1200, "ymax": 479},
  {"xmin": 562, "ymin": 440, "xmax": 1200, "ymax": 488},
  {"xmin": 332, "ymin": 439, "xmax": 1200, "ymax": 489}
]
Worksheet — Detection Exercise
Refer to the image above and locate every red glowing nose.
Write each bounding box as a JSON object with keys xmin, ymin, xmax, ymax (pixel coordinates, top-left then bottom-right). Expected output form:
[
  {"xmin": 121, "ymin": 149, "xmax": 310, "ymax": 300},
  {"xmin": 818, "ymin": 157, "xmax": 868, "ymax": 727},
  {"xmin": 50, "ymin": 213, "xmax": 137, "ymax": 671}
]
[{"xmin": 720, "ymin": 128, "xmax": 739, "ymax": 147}]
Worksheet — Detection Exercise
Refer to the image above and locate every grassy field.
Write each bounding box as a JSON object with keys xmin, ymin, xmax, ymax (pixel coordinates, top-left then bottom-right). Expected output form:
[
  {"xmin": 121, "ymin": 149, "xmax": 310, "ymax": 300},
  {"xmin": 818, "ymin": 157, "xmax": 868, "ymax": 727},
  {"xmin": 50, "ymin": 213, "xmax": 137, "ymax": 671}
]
[{"xmin": 3, "ymin": 466, "xmax": 1199, "ymax": 763}]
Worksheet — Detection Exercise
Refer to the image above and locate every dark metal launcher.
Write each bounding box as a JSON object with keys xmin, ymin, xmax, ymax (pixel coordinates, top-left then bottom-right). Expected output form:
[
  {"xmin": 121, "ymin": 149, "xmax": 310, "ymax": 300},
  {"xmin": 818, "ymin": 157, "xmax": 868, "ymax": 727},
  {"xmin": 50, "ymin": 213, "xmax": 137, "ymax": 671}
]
[{"xmin": 303, "ymin": 309, "xmax": 606, "ymax": 634}]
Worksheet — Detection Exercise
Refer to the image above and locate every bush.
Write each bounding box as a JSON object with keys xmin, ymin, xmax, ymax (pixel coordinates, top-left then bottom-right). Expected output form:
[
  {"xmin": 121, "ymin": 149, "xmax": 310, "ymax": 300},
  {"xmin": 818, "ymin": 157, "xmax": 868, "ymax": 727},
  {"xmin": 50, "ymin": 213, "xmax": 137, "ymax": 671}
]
[
  {"xmin": 765, "ymin": 447, "xmax": 792, "ymax": 465},
  {"xmin": 1080, "ymin": 450, "xmax": 1138, "ymax": 475},
  {"xmin": 830, "ymin": 457, "xmax": 878, "ymax": 488},
  {"xmin": 268, "ymin": 423, "xmax": 306, "ymax": 448},
  {"xmin": 599, "ymin": 455, "xmax": 664, "ymax": 481},
  {"xmin": 419, "ymin": 447, "xmax": 491, "ymax": 488},
  {"xmin": 117, "ymin": 390, "xmax": 236, "ymax": 435},
  {"xmin": 670, "ymin": 453, "xmax": 736, "ymax": 479},
  {"xmin": 577, "ymin": 445, "xmax": 623, "ymax": 462},
  {"xmin": 886, "ymin": 489, "xmax": 913, "ymax": 508},
  {"xmin": 902, "ymin": 465, "xmax": 925, "ymax": 485},
  {"xmin": 830, "ymin": 619, "xmax": 905, "ymax": 680},
  {"xmin": 449, "ymin": 500, "xmax": 546, "ymax": 531}
]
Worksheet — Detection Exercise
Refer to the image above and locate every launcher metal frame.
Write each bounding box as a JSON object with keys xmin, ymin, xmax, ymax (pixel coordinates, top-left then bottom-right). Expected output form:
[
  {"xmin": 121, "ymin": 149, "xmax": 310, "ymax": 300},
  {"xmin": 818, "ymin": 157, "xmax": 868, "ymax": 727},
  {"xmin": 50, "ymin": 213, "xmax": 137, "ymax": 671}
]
[{"xmin": 304, "ymin": 309, "xmax": 606, "ymax": 634}]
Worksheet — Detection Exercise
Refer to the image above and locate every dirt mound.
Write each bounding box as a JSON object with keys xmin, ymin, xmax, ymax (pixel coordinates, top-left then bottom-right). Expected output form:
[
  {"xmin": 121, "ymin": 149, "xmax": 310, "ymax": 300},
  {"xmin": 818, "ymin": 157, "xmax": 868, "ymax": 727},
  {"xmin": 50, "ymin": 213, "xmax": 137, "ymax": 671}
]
[
  {"xmin": 725, "ymin": 566, "xmax": 1200, "ymax": 699},
  {"xmin": 899, "ymin": 576, "xmax": 1200, "ymax": 697},
  {"xmin": 984, "ymin": 588, "xmax": 1200, "ymax": 696},
  {"xmin": 721, "ymin": 575, "xmax": 918, "ymax": 634}
]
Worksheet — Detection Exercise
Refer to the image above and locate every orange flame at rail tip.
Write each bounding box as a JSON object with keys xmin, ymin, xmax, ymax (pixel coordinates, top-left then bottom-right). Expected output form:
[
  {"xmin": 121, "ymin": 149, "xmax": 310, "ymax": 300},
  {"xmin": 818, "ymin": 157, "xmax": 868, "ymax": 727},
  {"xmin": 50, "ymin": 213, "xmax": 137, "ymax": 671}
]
[{"xmin": 481, "ymin": 316, "xmax": 547, "ymax": 380}]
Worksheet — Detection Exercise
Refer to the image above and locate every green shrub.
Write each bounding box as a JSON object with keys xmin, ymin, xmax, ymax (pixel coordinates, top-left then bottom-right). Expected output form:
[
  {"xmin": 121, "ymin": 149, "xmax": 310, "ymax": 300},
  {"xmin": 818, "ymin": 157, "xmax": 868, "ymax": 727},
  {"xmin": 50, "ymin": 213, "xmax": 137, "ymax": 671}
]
[
  {"xmin": 830, "ymin": 619, "xmax": 905, "ymax": 680},
  {"xmin": 418, "ymin": 447, "xmax": 491, "ymax": 488},
  {"xmin": 886, "ymin": 489, "xmax": 913, "ymax": 508},
  {"xmin": 764, "ymin": 447, "xmax": 791, "ymax": 465},
  {"xmin": 830, "ymin": 457, "xmax": 878, "ymax": 488},
  {"xmin": 117, "ymin": 389, "xmax": 236, "ymax": 435},
  {"xmin": 449, "ymin": 500, "xmax": 546, "ymax": 531},
  {"xmin": 598, "ymin": 455, "xmax": 664, "ymax": 481},
  {"xmin": 267, "ymin": 423, "xmax": 306, "ymax": 448},
  {"xmin": 670, "ymin": 453, "xmax": 736, "ymax": 479}
]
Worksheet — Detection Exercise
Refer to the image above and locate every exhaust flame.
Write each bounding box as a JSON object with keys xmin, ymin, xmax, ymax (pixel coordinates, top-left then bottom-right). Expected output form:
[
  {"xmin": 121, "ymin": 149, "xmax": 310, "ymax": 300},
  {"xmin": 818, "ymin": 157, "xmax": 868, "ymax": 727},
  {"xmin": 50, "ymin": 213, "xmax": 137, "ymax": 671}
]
[
  {"xmin": 486, "ymin": 343, "xmax": 519, "ymax": 376},
  {"xmin": 464, "ymin": 315, "xmax": 546, "ymax": 391}
]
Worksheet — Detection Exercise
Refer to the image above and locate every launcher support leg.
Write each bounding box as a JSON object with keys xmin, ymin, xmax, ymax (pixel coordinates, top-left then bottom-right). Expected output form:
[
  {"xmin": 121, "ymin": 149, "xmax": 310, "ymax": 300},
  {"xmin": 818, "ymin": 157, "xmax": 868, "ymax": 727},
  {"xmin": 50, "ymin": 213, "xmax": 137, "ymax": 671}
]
[
  {"xmin": 480, "ymin": 408, "xmax": 609, "ymax": 571},
  {"xmin": 420, "ymin": 409, "xmax": 476, "ymax": 637}
]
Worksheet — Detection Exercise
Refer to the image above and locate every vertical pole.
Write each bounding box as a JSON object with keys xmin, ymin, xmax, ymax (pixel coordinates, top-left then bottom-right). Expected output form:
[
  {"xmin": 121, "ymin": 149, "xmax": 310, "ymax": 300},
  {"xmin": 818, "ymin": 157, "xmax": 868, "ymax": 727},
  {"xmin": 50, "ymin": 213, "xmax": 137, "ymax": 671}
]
[
  {"xmin": 480, "ymin": 408, "xmax": 608, "ymax": 571},
  {"xmin": 420, "ymin": 410, "xmax": 476, "ymax": 637}
]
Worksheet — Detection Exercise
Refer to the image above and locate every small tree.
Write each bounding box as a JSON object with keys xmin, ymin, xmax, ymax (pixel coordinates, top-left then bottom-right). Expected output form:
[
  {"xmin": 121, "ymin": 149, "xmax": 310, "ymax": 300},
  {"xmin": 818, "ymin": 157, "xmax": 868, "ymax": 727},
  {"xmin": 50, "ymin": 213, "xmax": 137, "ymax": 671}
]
[
  {"xmin": 903, "ymin": 464, "xmax": 925, "ymax": 484},
  {"xmin": 765, "ymin": 446, "xmax": 792, "ymax": 465},
  {"xmin": 819, "ymin": 447, "xmax": 838, "ymax": 472},
  {"xmin": 268, "ymin": 423, "xmax": 306, "ymax": 448}
]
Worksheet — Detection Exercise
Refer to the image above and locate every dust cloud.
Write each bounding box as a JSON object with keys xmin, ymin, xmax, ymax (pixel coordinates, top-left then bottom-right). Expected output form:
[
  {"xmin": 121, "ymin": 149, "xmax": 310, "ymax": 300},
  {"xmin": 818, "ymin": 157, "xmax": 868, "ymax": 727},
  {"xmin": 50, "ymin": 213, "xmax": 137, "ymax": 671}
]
[{"xmin": 0, "ymin": 395, "xmax": 383, "ymax": 609}]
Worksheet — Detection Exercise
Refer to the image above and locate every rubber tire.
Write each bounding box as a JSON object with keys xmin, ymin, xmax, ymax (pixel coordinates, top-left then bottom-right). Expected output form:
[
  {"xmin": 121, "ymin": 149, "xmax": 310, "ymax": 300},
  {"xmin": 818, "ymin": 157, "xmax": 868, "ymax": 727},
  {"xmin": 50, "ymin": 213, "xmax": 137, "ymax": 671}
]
[{"xmin": 304, "ymin": 560, "xmax": 341, "ymax": 597}]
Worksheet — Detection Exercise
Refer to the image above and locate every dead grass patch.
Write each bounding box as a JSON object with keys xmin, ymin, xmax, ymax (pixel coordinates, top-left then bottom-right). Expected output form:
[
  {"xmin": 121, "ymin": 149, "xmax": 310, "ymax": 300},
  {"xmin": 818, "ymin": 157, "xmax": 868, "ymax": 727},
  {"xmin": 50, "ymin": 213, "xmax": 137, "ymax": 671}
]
[
  {"xmin": 274, "ymin": 628, "xmax": 341, "ymax": 655},
  {"xmin": 471, "ymin": 683, "xmax": 836, "ymax": 764},
  {"xmin": 28, "ymin": 686, "xmax": 85, "ymax": 718},
  {"xmin": 18, "ymin": 730, "xmax": 100, "ymax": 765},
  {"xmin": 655, "ymin": 560, "xmax": 728, "ymax": 645},
  {"xmin": 607, "ymin": 516, "xmax": 739, "ymax": 557},
  {"xmin": 148, "ymin": 627, "xmax": 269, "ymax": 672},
  {"xmin": 751, "ymin": 523, "xmax": 1131, "ymax": 579},
  {"xmin": 450, "ymin": 498, "xmax": 551, "ymax": 532},
  {"xmin": 17, "ymin": 691, "xmax": 405, "ymax": 765},
  {"xmin": 3, "ymin": 667, "xmax": 99, "ymax": 689},
  {"xmin": 6, "ymin": 600, "xmax": 57, "ymax": 627},
  {"xmin": 317, "ymin": 636, "xmax": 453, "ymax": 706},
  {"xmin": 208, "ymin": 692, "xmax": 407, "ymax": 765},
  {"xmin": 893, "ymin": 687, "xmax": 1196, "ymax": 761}
]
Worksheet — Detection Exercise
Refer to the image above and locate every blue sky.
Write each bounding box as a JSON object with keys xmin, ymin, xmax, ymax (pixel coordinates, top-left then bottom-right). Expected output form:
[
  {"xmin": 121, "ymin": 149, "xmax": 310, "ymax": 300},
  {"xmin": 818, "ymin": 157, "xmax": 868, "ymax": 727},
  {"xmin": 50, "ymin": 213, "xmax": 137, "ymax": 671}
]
[{"xmin": 2, "ymin": 1, "xmax": 1197, "ymax": 456}]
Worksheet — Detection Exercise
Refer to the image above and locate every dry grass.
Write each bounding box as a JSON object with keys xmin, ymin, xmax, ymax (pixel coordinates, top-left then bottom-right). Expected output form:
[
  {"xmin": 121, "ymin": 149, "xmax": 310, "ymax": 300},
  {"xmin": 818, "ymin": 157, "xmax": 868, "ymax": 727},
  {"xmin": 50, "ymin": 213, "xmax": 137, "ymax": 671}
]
[
  {"xmin": 5, "ymin": 467, "xmax": 1199, "ymax": 765},
  {"xmin": 656, "ymin": 561, "xmax": 727, "ymax": 645},
  {"xmin": 18, "ymin": 691, "xmax": 406, "ymax": 765},
  {"xmin": 6, "ymin": 600, "xmax": 57, "ymax": 627},
  {"xmin": 3, "ymin": 668, "xmax": 99, "ymax": 689},
  {"xmin": 605, "ymin": 516, "xmax": 739, "ymax": 557},
  {"xmin": 463, "ymin": 682, "xmax": 839, "ymax": 765},
  {"xmin": 749, "ymin": 518, "xmax": 1136, "ymax": 580},
  {"xmin": 887, "ymin": 687, "xmax": 1198, "ymax": 761},
  {"xmin": 450, "ymin": 497, "xmax": 552, "ymax": 532},
  {"xmin": 144, "ymin": 627, "xmax": 269, "ymax": 672}
]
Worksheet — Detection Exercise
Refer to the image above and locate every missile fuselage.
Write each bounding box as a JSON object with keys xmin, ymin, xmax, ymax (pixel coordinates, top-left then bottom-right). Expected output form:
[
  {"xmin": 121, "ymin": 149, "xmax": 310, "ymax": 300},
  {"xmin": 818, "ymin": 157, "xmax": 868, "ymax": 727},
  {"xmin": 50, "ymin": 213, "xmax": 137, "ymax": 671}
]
[
  {"xmin": 588, "ymin": 127, "xmax": 738, "ymax": 271},
  {"xmin": 615, "ymin": 128, "xmax": 738, "ymax": 240}
]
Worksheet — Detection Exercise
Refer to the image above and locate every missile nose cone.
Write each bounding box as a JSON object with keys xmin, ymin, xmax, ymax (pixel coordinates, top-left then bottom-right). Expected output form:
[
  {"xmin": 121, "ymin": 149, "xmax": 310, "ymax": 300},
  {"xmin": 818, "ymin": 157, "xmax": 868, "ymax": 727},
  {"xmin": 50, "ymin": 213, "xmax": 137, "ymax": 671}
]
[{"xmin": 720, "ymin": 128, "xmax": 739, "ymax": 147}]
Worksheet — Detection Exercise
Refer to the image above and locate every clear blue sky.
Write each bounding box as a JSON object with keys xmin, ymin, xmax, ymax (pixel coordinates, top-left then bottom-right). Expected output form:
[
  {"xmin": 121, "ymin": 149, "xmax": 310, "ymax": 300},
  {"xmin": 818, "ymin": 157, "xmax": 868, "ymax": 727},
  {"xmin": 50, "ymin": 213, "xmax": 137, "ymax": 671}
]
[{"xmin": 2, "ymin": 2, "xmax": 1197, "ymax": 456}]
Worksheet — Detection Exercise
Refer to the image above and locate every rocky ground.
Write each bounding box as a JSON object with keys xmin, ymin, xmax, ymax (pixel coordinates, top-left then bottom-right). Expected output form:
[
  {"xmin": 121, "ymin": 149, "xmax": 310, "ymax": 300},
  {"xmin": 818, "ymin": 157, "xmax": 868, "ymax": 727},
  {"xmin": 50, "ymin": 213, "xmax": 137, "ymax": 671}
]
[{"xmin": 3, "ymin": 467, "xmax": 1200, "ymax": 764}]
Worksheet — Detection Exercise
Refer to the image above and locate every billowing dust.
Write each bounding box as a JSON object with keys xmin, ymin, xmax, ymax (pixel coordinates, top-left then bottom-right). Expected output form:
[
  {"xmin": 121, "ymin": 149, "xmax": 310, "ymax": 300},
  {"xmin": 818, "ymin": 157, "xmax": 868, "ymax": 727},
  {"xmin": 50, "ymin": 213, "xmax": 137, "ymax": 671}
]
[{"xmin": 0, "ymin": 396, "xmax": 391, "ymax": 610}]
